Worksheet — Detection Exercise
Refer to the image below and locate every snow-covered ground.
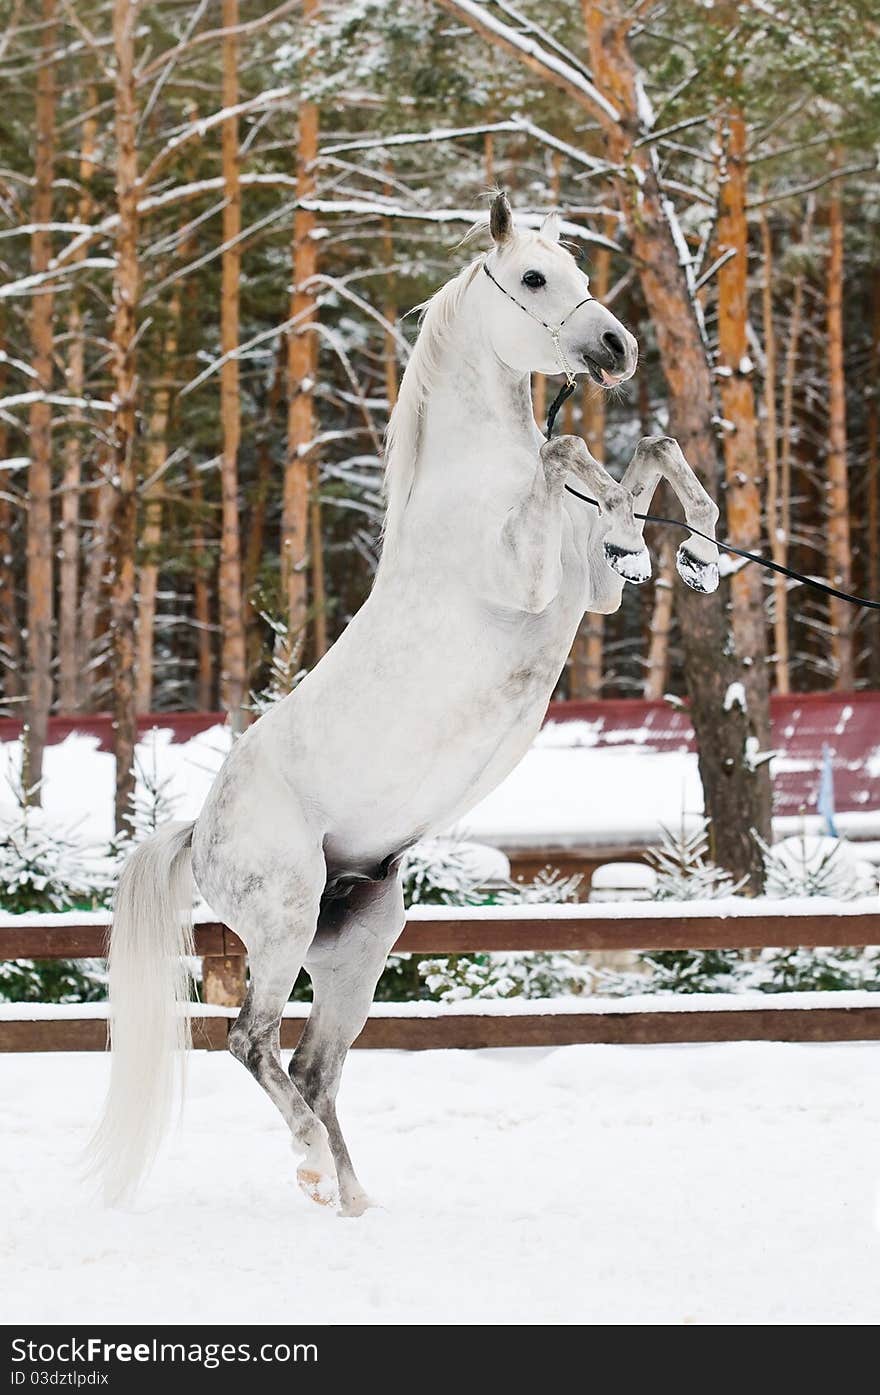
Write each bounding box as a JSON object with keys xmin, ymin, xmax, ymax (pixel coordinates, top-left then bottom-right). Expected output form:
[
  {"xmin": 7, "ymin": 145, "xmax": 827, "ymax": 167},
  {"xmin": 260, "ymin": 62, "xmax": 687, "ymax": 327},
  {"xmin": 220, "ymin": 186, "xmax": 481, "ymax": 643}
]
[{"xmin": 4, "ymin": 1042, "xmax": 880, "ymax": 1325}]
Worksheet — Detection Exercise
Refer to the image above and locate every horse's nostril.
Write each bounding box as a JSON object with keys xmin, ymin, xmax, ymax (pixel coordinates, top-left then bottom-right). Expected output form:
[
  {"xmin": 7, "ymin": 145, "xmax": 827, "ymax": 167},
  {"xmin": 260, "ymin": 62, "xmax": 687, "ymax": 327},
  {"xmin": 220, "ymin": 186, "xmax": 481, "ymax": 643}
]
[{"xmin": 602, "ymin": 330, "xmax": 626, "ymax": 363}]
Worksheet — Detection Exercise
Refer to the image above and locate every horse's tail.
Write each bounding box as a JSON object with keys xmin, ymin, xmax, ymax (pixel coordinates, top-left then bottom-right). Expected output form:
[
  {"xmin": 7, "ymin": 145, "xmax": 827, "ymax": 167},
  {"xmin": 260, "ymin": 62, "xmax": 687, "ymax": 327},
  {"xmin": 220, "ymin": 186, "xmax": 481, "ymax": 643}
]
[{"xmin": 87, "ymin": 820, "xmax": 197, "ymax": 1204}]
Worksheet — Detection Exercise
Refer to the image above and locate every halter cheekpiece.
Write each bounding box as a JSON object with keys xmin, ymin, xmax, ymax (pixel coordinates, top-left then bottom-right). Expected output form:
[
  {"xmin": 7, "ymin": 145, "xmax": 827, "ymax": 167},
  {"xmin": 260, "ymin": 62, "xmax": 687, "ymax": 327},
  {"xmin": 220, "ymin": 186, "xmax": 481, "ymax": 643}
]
[{"xmin": 482, "ymin": 260, "xmax": 594, "ymax": 435}]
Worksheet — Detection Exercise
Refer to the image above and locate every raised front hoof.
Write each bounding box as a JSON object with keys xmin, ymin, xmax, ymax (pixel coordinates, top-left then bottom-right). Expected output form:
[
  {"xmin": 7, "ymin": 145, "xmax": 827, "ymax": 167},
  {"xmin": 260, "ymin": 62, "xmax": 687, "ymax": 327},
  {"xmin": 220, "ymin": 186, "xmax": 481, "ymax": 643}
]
[
  {"xmin": 676, "ymin": 544, "xmax": 719, "ymax": 594},
  {"xmin": 297, "ymin": 1164, "xmax": 339, "ymax": 1210},
  {"xmin": 603, "ymin": 540, "xmax": 651, "ymax": 585}
]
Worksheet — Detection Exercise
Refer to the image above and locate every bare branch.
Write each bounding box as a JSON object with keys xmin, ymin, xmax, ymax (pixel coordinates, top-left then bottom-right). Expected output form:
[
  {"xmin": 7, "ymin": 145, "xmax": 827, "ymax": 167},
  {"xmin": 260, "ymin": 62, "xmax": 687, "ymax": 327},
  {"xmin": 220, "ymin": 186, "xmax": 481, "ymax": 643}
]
[{"xmin": 137, "ymin": 0, "xmax": 301, "ymax": 82}]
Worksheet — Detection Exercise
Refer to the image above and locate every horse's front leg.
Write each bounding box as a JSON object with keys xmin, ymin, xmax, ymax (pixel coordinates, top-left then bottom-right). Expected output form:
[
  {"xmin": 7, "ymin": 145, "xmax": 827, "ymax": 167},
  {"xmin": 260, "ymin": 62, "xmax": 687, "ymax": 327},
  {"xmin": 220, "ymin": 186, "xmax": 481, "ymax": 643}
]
[
  {"xmin": 540, "ymin": 434, "xmax": 652, "ymax": 585},
  {"xmin": 621, "ymin": 435, "xmax": 720, "ymax": 594},
  {"xmin": 485, "ymin": 451, "xmax": 568, "ymax": 613}
]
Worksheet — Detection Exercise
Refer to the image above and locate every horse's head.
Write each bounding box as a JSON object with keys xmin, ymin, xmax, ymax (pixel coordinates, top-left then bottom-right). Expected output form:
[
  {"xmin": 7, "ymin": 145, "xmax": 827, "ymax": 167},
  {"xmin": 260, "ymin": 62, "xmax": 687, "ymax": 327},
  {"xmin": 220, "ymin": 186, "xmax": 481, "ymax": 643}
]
[{"xmin": 481, "ymin": 191, "xmax": 637, "ymax": 387}]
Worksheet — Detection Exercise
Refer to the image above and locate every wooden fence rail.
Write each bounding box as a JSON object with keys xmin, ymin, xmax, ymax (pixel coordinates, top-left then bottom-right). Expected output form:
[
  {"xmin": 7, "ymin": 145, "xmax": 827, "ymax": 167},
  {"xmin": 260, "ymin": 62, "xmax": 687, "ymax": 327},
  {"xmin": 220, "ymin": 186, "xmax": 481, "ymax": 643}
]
[{"xmin": 0, "ymin": 901, "xmax": 878, "ymax": 1051}]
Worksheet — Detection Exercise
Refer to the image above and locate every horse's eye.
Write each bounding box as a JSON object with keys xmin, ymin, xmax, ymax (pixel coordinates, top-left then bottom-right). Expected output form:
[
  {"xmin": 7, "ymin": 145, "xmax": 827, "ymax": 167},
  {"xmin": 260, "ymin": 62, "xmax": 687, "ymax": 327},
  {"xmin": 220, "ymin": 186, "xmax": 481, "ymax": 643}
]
[{"xmin": 522, "ymin": 270, "xmax": 546, "ymax": 290}]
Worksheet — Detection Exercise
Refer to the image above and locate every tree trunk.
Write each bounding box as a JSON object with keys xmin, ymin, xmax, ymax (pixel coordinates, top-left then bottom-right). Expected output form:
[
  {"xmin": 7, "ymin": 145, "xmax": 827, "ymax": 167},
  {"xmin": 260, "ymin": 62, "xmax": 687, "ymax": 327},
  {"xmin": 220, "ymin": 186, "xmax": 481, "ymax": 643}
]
[
  {"xmin": 569, "ymin": 235, "xmax": 611, "ymax": 700},
  {"xmin": 244, "ymin": 342, "xmax": 285, "ymax": 682},
  {"xmin": 867, "ymin": 271, "xmax": 880, "ymax": 687},
  {"xmin": 58, "ymin": 89, "xmax": 97, "ymax": 714},
  {"xmin": 189, "ymin": 460, "xmax": 214, "ymax": 711},
  {"xmin": 25, "ymin": 0, "xmax": 58, "ymax": 798},
  {"xmin": 716, "ymin": 108, "xmax": 771, "ymax": 744},
  {"xmin": 759, "ymin": 207, "xmax": 789, "ymax": 694},
  {"xmin": 826, "ymin": 178, "xmax": 854, "ymax": 689},
  {"xmin": 59, "ymin": 305, "xmax": 84, "ymax": 714},
  {"xmin": 309, "ymin": 456, "xmax": 328, "ymax": 658},
  {"xmin": 281, "ymin": 0, "xmax": 319, "ymax": 667},
  {"xmin": 0, "ymin": 316, "xmax": 22, "ymax": 701},
  {"xmin": 644, "ymin": 534, "xmax": 675, "ymax": 700},
  {"xmin": 779, "ymin": 199, "xmax": 813, "ymax": 671},
  {"xmin": 582, "ymin": 1, "xmax": 771, "ymax": 886},
  {"xmin": 218, "ymin": 0, "xmax": 248, "ymax": 729},
  {"xmin": 109, "ymin": 0, "xmax": 141, "ymax": 832},
  {"xmin": 79, "ymin": 469, "xmax": 115, "ymax": 706},
  {"xmin": 135, "ymin": 299, "xmax": 179, "ymax": 714}
]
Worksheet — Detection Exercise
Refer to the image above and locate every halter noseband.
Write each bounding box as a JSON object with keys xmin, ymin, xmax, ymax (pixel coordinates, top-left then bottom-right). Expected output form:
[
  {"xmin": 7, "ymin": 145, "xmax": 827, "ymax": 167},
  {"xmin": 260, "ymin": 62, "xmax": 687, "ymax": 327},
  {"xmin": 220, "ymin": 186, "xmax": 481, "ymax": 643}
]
[{"xmin": 483, "ymin": 260, "xmax": 594, "ymax": 436}]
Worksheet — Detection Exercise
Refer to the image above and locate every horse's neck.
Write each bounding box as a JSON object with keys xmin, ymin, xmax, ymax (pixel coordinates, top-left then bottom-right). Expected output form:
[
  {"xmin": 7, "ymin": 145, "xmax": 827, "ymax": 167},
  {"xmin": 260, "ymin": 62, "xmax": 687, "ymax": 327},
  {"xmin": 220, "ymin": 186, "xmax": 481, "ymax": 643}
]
[
  {"xmin": 420, "ymin": 303, "xmax": 538, "ymax": 488},
  {"xmin": 377, "ymin": 290, "xmax": 543, "ymax": 580}
]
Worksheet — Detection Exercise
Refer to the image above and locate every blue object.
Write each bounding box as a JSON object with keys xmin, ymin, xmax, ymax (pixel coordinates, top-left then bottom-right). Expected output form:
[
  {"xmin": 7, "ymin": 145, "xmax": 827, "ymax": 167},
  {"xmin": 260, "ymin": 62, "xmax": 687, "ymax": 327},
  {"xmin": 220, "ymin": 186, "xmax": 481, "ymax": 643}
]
[{"xmin": 817, "ymin": 743, "xmax": 838, "ymax": 838}]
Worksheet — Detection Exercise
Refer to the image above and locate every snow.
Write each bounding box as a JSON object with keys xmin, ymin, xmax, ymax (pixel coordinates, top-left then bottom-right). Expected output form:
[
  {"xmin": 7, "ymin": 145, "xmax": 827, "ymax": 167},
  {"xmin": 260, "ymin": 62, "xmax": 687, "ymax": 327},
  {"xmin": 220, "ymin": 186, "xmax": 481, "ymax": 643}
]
[
  {"xmin": 590, "ymin": 861, "xmax": 656, "ymax": 893},
  {"xmin": 2, "ymin": 987, "xmax": 879, "ymax": 1022},
  {"xmin": 0, "ymin": 725, "xmax": 230, "ymax": 846},
  {"xmin": 0, "ymin": 893, "xmax": 875, "ymax": 936},
  {"xmin": 723, "ymin": 680, "xmax": 747, "ymax": 712},
  {"xmin": 3, "ymin": 1043, "xmax": 880, "ymax": 1323},
  {"xmin": 460, "ymin": 744, "xmax": 705, "ymax": 848}
]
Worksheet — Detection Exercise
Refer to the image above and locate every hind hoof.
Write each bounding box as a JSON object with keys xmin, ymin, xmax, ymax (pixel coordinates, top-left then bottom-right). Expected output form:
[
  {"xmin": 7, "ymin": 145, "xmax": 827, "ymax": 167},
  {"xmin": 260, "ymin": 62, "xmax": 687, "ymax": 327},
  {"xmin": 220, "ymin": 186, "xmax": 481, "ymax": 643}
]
[
  {"xmin": 603, "ymin": 540, "xmax": 651, "ymax": 584},
  {"xmin": 297, "ymin": 1165, "xmax": 338, "ymax": 1209},
  {"xmin": 339, "ymin": 1189, "xmax": 376, "ymax": 1218},
  {"xmin": 676, "ymin": 544, "xmax": 719, "ymax": 594}
]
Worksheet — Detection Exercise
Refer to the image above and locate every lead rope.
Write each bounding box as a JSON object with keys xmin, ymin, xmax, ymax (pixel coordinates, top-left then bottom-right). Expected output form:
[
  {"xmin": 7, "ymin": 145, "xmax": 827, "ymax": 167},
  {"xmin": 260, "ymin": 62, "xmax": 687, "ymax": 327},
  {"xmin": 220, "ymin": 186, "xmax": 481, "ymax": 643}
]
[{"xmin": 551, "ymin": 411, "xmax": 880, "ymax": 613}]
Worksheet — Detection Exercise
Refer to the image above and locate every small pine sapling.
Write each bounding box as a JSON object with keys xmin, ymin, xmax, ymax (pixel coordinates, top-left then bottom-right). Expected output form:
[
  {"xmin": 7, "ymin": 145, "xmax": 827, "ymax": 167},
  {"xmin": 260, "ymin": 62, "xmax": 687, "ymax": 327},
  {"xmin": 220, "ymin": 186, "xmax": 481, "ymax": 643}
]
[
  {"xmin": 0, "ymin": 733, "xmax": 111, "ymax": 1003},
  {"xmin": 613, "ymin": 818, "xmax": 746, "ymax": 995},
  {"xmin": 751, "ymin": 831, "xmax": 879, "ymax": 992}
]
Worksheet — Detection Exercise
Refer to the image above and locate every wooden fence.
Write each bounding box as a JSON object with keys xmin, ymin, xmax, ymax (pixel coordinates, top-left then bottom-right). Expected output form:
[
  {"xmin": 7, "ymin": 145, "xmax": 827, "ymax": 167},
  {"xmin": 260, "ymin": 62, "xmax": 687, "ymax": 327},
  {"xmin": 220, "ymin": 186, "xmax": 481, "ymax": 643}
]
[{"xmin": 0, "ymin": 901, "xmax": 878, "ymax": 1051}]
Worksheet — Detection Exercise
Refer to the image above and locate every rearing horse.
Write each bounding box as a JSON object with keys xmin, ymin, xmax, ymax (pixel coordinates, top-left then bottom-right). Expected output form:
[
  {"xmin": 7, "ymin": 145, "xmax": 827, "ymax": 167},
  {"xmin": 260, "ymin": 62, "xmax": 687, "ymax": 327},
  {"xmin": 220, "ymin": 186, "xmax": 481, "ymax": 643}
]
[{"xmin": 93, "ymin": 193, "xmax": 720, "ymax": 1214}]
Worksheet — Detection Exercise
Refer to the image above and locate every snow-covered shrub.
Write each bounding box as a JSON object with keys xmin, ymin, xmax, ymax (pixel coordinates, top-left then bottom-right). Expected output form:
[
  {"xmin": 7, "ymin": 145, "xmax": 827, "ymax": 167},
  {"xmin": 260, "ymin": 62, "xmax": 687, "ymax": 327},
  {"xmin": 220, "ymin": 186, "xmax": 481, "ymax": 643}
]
[
  {"xmin": 0, "ymin": 742, "xmax": 115, "ymax": 1003},
  {"xmin": 749, "ymin": 835, "xmax": 878, "ymax": 994},
  {"xmin": 604, "ymin": 947, "xmax": 743, "ymax": 997},
  {"xmin": 0, "ymin": 957, "xmax": 106, "ymax": 1004},
  {"xmin": 497, "ymin": 865, "xmax": 584, "ymax": 906},
  {"xmin": 648, "ymin": 820, "xmax": 745, "ymax": 901},
  {"xmin": 0, "ymin": 768, "xmax": 115, "ymax": 914},
  {"xmin": 248, "ymin": 611, "xmax": 307, "ymax": 716},
  {"xmin": 742, "ymin": 947, "xmax": 880, "ymax": 995},
  {"xmin": 604, "ymin": 820, "xmax": 746, "ymax": 995},
  {"xmin": 130, "ymin": 734, "xmax": 181, "ymax": 841},
  {"xmin": 400, "ymin": 839, "xmax": 488, "ymax": 907},
  {"xmin": 382, "ymin": 839, "xmax": 586, "ymax": 1002},
  {"xmin": 759, "ymin": 834, "xmax": 876, "ymax": 901},
  {"xmin": 418, "ymin": 950, "xmax": 594, "ymax": 1003},
  {"xmin": 401, "ymin": 839, "xmax": 581, "ymax": 909}
]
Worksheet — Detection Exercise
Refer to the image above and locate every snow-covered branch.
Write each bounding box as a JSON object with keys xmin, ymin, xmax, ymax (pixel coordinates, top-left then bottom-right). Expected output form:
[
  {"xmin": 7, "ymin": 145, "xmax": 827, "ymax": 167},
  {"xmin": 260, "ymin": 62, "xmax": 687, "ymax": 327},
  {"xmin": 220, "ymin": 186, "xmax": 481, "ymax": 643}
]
[
  {"xmin": 138, "ymin": 87, "xmax": 294, "ymax": 191},
  {"xmin": 0, "ymin": 391, "xmax": 114, "ymax": 413},
  {"xmin": 0, "ymin": 258, "xmax": 115, "ymax": 300},
  {"xmin": 433, "ymin": 0, "xmax": 619, "ymax": 125}
]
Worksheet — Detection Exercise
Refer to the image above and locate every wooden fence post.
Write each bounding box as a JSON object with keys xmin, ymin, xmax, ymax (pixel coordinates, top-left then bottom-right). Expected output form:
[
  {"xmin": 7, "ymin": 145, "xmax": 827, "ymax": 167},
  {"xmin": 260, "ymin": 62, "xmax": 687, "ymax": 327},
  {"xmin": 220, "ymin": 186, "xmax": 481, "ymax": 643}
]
[{"xmin": 201, "ymin": 953, "xmax": 247, "ymax": 1008}]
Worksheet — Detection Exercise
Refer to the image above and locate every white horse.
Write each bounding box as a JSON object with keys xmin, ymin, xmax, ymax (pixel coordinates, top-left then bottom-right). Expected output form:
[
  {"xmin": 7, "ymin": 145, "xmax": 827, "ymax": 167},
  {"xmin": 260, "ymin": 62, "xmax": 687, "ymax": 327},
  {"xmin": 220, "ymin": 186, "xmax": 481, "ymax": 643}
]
[{"xmin": 92, "ymin": 193, "xmax": 719, "ymax": 1214}]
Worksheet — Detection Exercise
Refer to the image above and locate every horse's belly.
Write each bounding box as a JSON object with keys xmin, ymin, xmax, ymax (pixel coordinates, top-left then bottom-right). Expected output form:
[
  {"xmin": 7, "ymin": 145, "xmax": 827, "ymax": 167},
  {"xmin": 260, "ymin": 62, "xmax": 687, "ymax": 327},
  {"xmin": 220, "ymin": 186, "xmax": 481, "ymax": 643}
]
[
  {"xmin": 282, "ymin": 597, "xmax": 579, "ymax": 864},
  {"xmin": 321, "ymin": 705, "xmax": 544, "ymax": 862}
]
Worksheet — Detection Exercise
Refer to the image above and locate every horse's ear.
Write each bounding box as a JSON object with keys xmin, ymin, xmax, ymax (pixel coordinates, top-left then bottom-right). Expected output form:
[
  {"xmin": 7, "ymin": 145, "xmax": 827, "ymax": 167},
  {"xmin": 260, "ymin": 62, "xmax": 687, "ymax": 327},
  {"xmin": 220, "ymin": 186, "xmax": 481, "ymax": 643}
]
[
  {"xmin": 489, "ymin": 190, "xmax": 513, "ymax": 245},
  {"xmin": 539, "ymin": 211, "xmax": 560, "ymax": 243}
]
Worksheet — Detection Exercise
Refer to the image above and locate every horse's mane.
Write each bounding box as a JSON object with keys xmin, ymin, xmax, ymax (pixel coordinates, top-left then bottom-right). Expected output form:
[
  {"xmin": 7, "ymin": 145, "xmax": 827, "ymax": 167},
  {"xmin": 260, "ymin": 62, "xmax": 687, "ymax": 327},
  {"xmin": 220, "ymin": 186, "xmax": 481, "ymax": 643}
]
[{"xmin": 382, "ymin": 255, "xmax": 484, "ymax": 553}]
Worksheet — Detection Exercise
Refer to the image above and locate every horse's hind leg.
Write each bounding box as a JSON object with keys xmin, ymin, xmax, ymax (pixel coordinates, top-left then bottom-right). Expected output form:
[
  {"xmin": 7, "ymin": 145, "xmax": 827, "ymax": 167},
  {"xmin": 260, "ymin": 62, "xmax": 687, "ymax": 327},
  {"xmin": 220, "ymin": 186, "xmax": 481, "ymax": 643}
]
[
  {"xmin": 291, "ymin": 871, "xmax": 405, "ymax": 1217},
  {"xmin": 223, "ymin": 852, "xmax": 339, "ymax": 1206},
  {"xmin": 229, "ymin": 935, "xmax": 338, "ymax": 1207}
]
